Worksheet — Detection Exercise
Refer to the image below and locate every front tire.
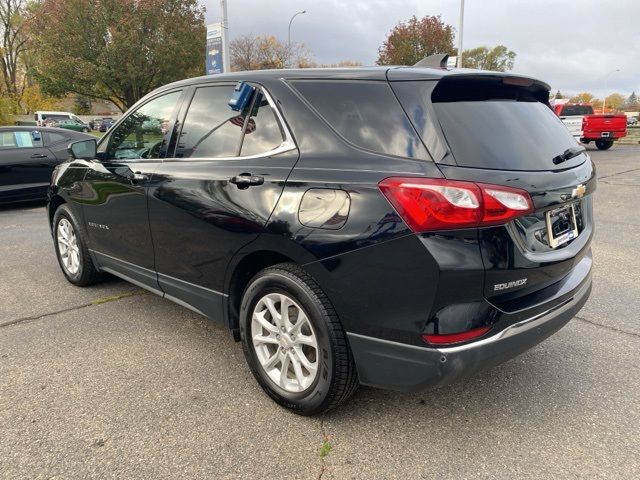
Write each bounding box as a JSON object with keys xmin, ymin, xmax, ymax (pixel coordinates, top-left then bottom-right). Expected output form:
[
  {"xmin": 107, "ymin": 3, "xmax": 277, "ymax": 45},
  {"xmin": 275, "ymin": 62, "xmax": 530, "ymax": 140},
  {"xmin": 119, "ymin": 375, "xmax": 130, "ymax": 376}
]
[
  {"xmin": 82, "ymin": 127, "xmax": 90, "ymax": 132},
  {"xmin": 595, "ymin": 140, "xmax": 613, "ymax": 150},
  {"xmin": 53, "ymin": 205, "xmax": 102, "ymax": 286},
  {"xmin": 240, "ymin": 263, "xmax": 358, "ymax": 415}
]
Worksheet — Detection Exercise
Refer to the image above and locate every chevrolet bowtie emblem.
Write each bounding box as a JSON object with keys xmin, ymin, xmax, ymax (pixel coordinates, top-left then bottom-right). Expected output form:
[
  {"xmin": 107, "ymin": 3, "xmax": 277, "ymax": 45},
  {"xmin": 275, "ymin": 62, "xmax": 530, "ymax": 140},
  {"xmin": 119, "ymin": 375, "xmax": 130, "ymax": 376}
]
[{"xmin": 571, "ymin": 184, "xmax": 586, "ymax": 198}]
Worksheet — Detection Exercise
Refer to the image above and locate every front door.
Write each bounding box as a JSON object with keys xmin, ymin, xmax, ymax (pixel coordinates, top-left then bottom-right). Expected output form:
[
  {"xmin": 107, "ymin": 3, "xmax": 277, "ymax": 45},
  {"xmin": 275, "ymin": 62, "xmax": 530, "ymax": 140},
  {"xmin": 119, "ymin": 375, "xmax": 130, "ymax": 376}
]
[
  {"xmin": 148, "ymin": 84, "xmax": 298, "ymax": 320},
  {"xmin": 83, "ymin": 90, "xmax": 183, "ymax": 291}
]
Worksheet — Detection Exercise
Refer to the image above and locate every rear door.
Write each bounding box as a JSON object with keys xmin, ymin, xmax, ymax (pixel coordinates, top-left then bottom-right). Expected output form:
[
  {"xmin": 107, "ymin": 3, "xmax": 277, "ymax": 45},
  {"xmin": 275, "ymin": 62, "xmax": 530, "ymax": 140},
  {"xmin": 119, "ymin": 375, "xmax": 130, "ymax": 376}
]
[
  {"xmin": 148, "ymin": 82, "xmax": 298, "ymax": 320},
  {"xmin": 390, "ymin": 75, "xmax": 595, "ymax": 307},
  {"xmin": 0, "ymin": 129, "xmax": 55, "ymax": 202}
]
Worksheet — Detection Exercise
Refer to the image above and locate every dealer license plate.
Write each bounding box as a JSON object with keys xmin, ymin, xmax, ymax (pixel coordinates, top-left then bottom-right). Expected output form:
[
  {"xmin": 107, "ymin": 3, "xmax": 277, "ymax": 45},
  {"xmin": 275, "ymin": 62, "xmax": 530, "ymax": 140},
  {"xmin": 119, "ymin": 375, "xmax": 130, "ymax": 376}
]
[{"xmin": 545, "ymin": 203, "xmax": 579, "ymax": 248}]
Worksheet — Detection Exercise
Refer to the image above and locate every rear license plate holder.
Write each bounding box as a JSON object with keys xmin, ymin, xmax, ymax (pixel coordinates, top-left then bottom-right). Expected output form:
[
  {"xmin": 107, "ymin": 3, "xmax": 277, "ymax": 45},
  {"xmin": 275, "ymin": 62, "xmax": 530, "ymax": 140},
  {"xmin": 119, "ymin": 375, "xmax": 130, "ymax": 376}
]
[{"xmin": 545, "ymin": 203, "xmax": 579, "ymax": 248}]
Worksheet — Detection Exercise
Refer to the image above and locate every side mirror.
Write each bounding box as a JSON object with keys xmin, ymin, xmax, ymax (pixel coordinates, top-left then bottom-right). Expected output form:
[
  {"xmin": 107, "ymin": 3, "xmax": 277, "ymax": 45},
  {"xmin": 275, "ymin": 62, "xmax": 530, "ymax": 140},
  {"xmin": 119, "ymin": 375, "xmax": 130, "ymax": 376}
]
[{"xmin": 68, "ymin": 139, "xmax": 97, "ymax": 160}]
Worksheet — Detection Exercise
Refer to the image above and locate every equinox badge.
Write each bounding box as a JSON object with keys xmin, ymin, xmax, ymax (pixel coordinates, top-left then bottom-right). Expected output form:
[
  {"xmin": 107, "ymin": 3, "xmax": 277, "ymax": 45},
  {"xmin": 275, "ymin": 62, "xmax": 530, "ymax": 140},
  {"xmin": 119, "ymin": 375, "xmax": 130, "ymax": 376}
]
[{"xmin": 494, "ymin": 278, "xmax": 528, "ymax": 291}]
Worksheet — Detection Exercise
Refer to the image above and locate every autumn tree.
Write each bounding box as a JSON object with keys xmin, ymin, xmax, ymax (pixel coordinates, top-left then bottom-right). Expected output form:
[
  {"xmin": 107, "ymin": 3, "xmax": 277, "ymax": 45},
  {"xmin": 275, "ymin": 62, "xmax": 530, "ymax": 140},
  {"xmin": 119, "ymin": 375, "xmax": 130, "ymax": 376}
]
[
  {"xmin": 603, "ymin": 93, "xmax": 625, "ymax": 111},
  {"xmin": 624, "ymin": 91, "xmax": 638, "ymax": 110},
  {"xmin": 570, "ymin": 92, "xmax": 596, "ymax": 104},
  {"xmin": 230, "ymin": 34, "xmax": 311, "ymax": 71},
  {"xmin": 74, "ymin": 95, "xmax": 91, "ymax": 115},
  {"xmin": 301, "ymin": 60, "xmax": 363, "ymax": 68},
  {"xmin": 28, "ymin": 0, "xmax": 206, "ymax": 112},
  {"xmin": 462, "ymin": 45, "xmax": 516, "ymax": 71},
  {"xmin": 376, "ymin": 15, "xmax": 454, "ymax": 66},
  {"xmin": 0, "ymin": 96, "xmax": 13, "ymax": 123},
  {"xmin": 0, "ymin": 0, "xmax": 27, "ymax": 98}
]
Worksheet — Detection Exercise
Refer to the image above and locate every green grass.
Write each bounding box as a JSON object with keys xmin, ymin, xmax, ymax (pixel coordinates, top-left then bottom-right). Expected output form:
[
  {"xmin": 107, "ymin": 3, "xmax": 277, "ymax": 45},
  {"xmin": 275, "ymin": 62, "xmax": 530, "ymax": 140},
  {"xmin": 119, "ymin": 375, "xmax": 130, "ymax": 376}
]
[
  {"xmin": 89, "ymin": 131, "xmax": 105, "ymax": 138},
  {"xmin": 91, "ymin": 289, "xmax": 146, "ymax": 305},
  {"xmin": 319, "ymin": 441, "xmax": 332, "ymax": 458}
]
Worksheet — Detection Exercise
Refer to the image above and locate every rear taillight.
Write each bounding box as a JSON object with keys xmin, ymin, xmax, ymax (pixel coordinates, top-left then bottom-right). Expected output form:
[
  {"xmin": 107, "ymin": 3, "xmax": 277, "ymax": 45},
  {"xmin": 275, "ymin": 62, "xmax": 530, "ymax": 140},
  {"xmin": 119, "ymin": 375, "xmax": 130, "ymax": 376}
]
[
  {"xmin": 422, "ymin": 326, "xmax": 491, "ymax": 346},
  {"xmin": 378, "ymin": 177, "xmax": 534, "ymax": 232}
]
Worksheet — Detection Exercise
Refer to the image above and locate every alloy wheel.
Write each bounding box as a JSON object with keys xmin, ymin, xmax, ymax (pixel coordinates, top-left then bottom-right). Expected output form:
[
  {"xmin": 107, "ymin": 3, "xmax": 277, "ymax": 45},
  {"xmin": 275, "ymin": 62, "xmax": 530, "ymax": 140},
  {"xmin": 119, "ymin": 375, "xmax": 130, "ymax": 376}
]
[
  {"xmin": 57, "ymin": 218, "xmax": 80, "ymax": 275},
  {"xmin": 251, "ymin": 293, "xmax": 319, "ymax": 393}
]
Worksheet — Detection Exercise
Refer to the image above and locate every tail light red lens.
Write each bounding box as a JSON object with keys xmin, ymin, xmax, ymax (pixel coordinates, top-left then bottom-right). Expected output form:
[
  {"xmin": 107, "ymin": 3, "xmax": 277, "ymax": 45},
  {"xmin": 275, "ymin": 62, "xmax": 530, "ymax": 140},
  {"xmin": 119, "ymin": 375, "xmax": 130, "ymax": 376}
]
[
  {"xmin": 379, "ymin": 177, "xmax": 534, "ymax": 232},
  {"xmin": 422, "ymin": 326, "xmax": 491, "ymax": 346}
]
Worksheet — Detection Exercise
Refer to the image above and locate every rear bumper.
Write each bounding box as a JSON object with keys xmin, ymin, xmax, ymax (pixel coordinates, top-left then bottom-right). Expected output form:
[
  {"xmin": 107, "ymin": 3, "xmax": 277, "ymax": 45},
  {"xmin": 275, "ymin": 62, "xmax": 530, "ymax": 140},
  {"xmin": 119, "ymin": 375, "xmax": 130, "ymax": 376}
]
[
  {"xmin": 582, "ymin": 131, "xmax": 626, "ymax": 141},
  {"xmin": 348, "ymin": 272, "xmax": 592, "ymax": 392}
]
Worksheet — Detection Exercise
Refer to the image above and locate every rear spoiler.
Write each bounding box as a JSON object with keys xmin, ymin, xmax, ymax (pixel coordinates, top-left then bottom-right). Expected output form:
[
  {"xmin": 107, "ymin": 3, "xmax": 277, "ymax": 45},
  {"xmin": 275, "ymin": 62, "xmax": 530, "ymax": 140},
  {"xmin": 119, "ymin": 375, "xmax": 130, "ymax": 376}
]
[{"xmin": 413, "ymin": 54, "xmax": 450, "ymax": 69}]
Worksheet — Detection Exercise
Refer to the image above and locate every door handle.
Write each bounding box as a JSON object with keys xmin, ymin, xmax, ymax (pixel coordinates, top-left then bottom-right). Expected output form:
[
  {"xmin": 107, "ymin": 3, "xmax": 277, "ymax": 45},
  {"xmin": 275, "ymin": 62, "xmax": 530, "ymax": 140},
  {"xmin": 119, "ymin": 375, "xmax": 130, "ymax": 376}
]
[
  {"xmin": 131, "ymin": 172, "xmax": 148, "ymax": 182},
  {"xmin": 30, "ymin": 153, "xmax": 48, "ymax": 159},
  {"xmin": 230, "ymin": 173, "xmax": 264, "ymax": 189}
]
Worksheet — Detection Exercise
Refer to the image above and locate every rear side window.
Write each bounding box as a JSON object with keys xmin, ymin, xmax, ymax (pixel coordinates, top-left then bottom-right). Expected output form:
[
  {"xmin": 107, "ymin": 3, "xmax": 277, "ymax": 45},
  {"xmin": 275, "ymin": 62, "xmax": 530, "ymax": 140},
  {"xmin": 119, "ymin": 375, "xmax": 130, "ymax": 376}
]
[
  {"xmin": 240, "ymin": 92, "xmax": 285, "ymax": 156},
  {"xmin": 292, "ymin": 80, "xmax": 428, "ymax": 159},
  {"xmin": 177, "ymin": 85, "xmax": 245, "ymax": 158},
  {"xmin": 394, "ymin": 78, "xmax": 584, "ymax": 171},
  {"xmin": 47, "ymin": 132, "xmax": 69, "ymax": 145}
]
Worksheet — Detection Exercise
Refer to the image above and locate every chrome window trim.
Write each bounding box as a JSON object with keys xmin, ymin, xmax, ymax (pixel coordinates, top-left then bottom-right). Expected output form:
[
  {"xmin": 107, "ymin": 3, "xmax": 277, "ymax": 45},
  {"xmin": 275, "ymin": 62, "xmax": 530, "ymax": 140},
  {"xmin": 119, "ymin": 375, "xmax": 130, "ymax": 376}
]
[{"xmin": 165, "ymin": 84, "xmax": 296, "ymax": 163}]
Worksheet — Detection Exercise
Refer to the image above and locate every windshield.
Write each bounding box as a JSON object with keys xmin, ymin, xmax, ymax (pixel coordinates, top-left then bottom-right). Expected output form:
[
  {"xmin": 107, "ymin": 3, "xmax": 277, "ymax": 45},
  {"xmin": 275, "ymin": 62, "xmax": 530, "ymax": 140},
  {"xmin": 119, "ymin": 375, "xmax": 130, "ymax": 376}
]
[
  {"xmin": 433, "ymin": 100, "xmax": 584, "ymax": 171},
  {"xmin": 392, "ymin": 78, "xmax": 584, "ymax": 171}
]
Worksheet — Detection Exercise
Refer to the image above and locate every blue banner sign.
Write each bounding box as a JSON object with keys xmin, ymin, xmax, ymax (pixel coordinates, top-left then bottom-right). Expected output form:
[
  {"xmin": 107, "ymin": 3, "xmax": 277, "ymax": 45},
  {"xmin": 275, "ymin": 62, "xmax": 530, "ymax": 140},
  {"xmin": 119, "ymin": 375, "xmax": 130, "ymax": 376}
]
[{"xmin": 206, "ymin": 23, "xmax": 224, "ymax": 74}]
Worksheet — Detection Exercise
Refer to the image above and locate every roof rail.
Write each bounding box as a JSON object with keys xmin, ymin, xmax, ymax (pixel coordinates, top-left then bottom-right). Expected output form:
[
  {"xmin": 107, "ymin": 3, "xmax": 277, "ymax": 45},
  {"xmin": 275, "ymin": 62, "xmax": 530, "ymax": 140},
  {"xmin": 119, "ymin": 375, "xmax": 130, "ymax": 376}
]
[{"xmin": 413, "ymin": 54, "xmax": 449, "ymax": 69}]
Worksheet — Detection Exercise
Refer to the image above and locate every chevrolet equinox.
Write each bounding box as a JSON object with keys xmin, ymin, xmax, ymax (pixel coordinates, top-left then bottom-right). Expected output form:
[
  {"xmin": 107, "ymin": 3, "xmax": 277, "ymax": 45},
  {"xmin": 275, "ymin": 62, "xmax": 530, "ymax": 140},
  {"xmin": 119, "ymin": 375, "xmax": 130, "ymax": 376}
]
[{"xmin": 48, "ymin": 66, "xmax": 594, "ymax": 415}]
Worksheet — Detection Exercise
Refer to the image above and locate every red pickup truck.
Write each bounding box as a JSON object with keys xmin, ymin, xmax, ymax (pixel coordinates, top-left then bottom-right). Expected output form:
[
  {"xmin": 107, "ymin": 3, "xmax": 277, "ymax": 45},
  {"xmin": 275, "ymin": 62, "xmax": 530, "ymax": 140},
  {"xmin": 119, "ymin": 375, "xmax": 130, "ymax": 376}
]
[{"xmin": 552, "ymin": 102, "xmax": 627, "ymax": 150}]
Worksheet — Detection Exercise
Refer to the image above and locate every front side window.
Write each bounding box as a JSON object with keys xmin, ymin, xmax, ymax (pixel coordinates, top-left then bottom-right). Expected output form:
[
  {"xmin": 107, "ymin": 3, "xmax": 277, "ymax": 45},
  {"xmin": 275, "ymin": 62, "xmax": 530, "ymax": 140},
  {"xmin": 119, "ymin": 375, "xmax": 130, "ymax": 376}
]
[
  {"xmin": 106, "ymin": 91, "xmax": 181, "ymax": 160},
  {"xmin": 0, "ymin": 131, "xmax": 44, "ymax": 149},
  {"xmin": 176, "ymin": 85, "xmax": 245, "ymax": 158}
]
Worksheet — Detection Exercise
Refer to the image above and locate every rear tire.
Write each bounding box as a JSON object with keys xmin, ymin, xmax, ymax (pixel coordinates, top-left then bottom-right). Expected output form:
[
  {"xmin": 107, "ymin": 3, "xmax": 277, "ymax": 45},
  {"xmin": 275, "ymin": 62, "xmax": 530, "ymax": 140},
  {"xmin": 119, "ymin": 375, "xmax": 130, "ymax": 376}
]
[
  {"xmin": 240, "ymin": 263, "xmax": 358, "ymax": 415},
  {"xmin": 53, "ymin": 205, "xmax": 103, "ymax": 286},
  {"xmin": 595, "ymin": 140, "xmax": 613, "ymax": 150},
  {"xmin": 82, "ymin": 127, "xmax": 90, "ymax": 133}
]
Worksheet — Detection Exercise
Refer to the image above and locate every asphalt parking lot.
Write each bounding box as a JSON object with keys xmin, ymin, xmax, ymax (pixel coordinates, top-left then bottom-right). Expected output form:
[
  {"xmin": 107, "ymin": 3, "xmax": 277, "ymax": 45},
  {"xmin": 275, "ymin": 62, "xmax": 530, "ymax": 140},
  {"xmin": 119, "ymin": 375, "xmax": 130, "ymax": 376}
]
[{"xmin": 1, "ymin": 145, "xmax": 639, "ymax": 479}]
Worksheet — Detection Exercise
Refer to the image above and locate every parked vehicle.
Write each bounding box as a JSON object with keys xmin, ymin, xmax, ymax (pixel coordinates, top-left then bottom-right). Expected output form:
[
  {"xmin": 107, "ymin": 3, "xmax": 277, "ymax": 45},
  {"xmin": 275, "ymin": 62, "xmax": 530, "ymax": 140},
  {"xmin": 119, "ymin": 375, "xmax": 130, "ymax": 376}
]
[
  {"xmin": 52, "ymin": 119, "xmax": 92, "ymax": 133},
  {"xmin": 34, "ymin": 111, "xmax": 84, "ymax": 127},
  {"xmin": 0, "ymin": 127, "xmax": 93, "ymax": 204},
  {"xmin": 48, "ymin": 67, "xmax": 594, "ymax": 414},
  {"xmin": 42, "ymin": 116, "xmax": 70, "ymax": 127},
  {"xmin": 627, "ymin": 116, "xmax": 638, "ymax": 126},
  {"xmin": 552, "ymin": 102, "xmax": 627, "ymax": 150},
  {"xmin": 99, "ymin": 118, "xmax": 115, "ymax": 132},
  {"xmin": 89, "ymin": 118, "xmax": 103, "ymax": 130}
]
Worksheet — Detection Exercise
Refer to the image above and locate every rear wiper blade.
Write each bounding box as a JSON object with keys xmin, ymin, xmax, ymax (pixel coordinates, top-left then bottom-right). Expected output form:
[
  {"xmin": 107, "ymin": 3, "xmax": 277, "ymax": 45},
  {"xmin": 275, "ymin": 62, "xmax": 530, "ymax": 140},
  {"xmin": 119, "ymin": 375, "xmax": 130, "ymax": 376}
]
[{"xmin": 552, "ymin": 146, "xmax": 586, "ymax": 165}]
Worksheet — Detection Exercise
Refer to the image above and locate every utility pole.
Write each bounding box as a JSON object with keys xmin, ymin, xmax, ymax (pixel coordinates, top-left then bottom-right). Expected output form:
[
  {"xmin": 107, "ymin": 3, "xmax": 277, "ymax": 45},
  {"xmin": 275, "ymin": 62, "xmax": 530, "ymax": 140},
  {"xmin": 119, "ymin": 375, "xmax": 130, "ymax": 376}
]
[
  {"xmin": 220, "ymin": 0, "xmax": 230, "ymax": 73},
  {"xmin": 457, "ymin": 0, "xmax": 465, "ymax": 68}
]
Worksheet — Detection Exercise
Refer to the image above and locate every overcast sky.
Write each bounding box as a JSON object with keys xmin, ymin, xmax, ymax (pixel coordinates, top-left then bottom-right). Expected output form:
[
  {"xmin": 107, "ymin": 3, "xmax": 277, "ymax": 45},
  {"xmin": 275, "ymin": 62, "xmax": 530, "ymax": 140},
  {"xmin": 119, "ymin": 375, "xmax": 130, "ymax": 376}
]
[{"xmin": 204, "ymin": 0, "xmax": 639, "ymax": 98}]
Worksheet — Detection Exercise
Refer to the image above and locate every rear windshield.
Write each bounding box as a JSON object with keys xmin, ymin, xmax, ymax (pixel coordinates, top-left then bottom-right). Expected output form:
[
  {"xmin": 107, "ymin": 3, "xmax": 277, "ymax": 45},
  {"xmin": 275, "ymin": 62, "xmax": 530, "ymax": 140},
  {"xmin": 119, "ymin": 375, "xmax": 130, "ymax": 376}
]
[
  {"xmin": 560, "ymin": 105, "xmax": 593, "ymax": 116},
  {"xmin": 393, "ymin": 78, "xmax": 584, "ymax": 171}
]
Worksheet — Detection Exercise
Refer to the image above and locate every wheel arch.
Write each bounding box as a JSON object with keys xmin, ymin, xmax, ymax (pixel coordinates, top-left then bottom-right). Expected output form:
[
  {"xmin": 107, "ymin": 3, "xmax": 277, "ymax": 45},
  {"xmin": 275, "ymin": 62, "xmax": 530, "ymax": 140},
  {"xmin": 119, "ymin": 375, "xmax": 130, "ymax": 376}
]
[
  {"xmin": 48, "ymin": 194, "xmax": 66, "ymax": 228},
  {"xmin": 224, "ymin": 234, "xmax": 323, "ymax": 339},
  {"xmin": 225, "ymin": 250, "xmax": 297, "ymax": 339}
]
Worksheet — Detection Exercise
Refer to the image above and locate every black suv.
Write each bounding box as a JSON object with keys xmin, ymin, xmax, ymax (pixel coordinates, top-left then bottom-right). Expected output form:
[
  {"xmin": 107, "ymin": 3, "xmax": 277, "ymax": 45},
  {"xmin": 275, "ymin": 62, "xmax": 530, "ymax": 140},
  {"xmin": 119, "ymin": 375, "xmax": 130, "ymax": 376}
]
[{"xmin": 48, "ymin": 67, "xmax": 594, "ymax": 415}]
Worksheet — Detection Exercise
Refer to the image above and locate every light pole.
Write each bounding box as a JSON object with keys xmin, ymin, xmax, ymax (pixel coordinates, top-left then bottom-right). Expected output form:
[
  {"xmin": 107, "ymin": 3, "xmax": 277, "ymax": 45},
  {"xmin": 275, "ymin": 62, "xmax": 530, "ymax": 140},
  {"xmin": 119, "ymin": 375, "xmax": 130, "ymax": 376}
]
[
  {"xmin": 288, "ymin": 10, "xmax": 306, "ymax": 47},
  {"xmin": 601, "ymin": 68, "xmax": 621, "ymax": 114},
  {"xmin": 220, "ymin": 0, "xmax": 230, "ymax": 73},
  {"xmin": 457, "ymin": 0, "xmax": 465, "ymax": 68}
]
